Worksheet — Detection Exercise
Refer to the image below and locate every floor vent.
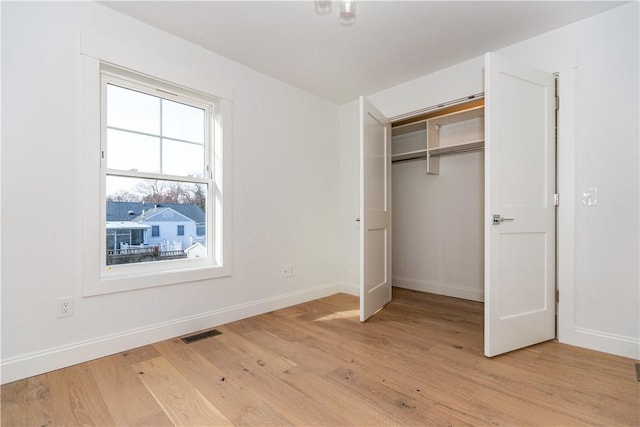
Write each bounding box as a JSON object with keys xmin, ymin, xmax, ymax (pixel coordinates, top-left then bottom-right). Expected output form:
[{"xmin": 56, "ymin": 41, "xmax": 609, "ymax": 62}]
[
  {"xmin": 635, "ymin": 364, "xmax": 640, "ymax": 382},
  {"xmin": 181, "ymin": 329, "xmax": 222, "ymax": 344}
]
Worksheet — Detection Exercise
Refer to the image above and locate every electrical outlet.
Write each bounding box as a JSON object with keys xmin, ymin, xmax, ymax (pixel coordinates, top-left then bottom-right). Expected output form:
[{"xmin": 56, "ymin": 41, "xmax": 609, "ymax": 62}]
[
  {"xmin": 282, "ymin": 264, "xmax": 295, "ymax": 278},
  {"xmin": 582, "ymin": 187, "xmax": 598, "ymax": 206},
  {"xmin": 57, "ymin": 297, "xmax": 74, "ymax": 318}
]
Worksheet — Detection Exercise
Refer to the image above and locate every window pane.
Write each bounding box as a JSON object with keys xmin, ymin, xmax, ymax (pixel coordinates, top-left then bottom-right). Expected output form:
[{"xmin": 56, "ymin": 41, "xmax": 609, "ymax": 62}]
[
  {"xmin": 107, "ymin": 129, "xmax": 160, "ymax": 173},
  {"xmin": 162, "ymin": 99, "xmax": 205, "ymax": 144},
  {"xmin": 105, "ymin": 176, "xmax": 208, "ymax": 266},
  {"xmin": 107, "ymin": 84, "xmax": 160, "ymax": 135},
  {"xmin": 162, "ymin": 139, "xmax": 205, "ymax": 177}
]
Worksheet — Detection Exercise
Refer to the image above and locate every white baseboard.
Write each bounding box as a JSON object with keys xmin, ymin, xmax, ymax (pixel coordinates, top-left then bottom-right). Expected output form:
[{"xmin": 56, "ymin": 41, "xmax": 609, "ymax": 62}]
[
  {"xmin": 0, "ymin": 282, "xmax": 344, "ymax": 385},
  {"xmin": 561, "ymin": 327, "xmax": 640, "ymax": 360},
  {"xmin": 393, "ymin": 276, "xmax": 484, "ymax": 302},
  {"xmin": 338, "ymin": 281, "xmax": 359, "ymax": 296}
]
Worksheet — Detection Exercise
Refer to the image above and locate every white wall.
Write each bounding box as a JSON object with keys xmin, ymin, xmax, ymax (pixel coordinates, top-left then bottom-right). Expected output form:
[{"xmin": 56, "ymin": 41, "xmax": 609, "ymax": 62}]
[
  {"xmin": 342, "ymin": 2, "xmax": 639, "ymax": 358},
  {"xmin": 392, "ymin": 151, "xmax": 484, "ymax": 302},
  {"xmin": 1, "ymin": 2, "xmax": 341, "ymax": 383}
]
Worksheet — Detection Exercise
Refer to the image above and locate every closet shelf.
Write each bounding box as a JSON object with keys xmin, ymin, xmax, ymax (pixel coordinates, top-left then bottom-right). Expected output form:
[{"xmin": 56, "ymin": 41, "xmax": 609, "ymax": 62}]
[
  {"xmin": 390, "ymin": 99, "xmax": 485, "ymax": 173},
  {"xmin": 428, "ymin": 140, "xmax": 484, "ymax": 157},
  {"xmin": 392, "ymin": 149, "xmax": 428, "ymax": 162},
  {"xmin": 392, "ymin": 121, "xmax": 427, "ymax": 138}
]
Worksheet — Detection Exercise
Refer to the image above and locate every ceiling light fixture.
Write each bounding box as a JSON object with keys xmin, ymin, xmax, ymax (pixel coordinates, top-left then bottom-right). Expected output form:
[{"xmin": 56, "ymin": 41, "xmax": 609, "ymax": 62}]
[
  {"xmin": 315, "ymin": 0, "xmax": 357, "ymax": 25},
  {"xmin": 315, "ymin": 0, "xmax": 332, "ymax": 15},
  {"xmin": 339, "ymin": 0, "xmax": 357, "ymax": 25}
]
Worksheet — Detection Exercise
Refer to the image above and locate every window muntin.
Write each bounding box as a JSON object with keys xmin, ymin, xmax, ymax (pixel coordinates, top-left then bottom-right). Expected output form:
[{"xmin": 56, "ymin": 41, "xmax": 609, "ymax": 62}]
[
  {"xmin": 106, "ymin": 129, "xmax": 161, "ymax": 173},
  {"xmin": 101, "ymin": 74, "xmax": 215, "ymax": 271},
  {"xmin": 106, "ymin": 84, "xmax": 160, "ymax": 135},
  {"xmin": 105, "ymin": 83, "xmax": 207, "ymax": 179}
]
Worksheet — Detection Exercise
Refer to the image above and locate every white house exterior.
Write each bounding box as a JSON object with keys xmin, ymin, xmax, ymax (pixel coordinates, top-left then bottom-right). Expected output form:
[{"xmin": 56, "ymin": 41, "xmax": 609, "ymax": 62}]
[
  {"xmin": 185, "ymin": 242, "xmax": 207, "ymax": 259},
  {"xmin": 104, "ymin": 202, "xmax": 207, "ymax": 263},
  {"xmin": 136, "ymin": 207, "xmax": 199, "ymax": 250}
]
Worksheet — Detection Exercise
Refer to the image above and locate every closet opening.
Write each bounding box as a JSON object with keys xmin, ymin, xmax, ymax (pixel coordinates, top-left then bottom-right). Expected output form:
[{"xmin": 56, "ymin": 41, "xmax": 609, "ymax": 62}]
[{"xmin": 390, "ymin": 96, "xmax": 486, "ymax": 304}]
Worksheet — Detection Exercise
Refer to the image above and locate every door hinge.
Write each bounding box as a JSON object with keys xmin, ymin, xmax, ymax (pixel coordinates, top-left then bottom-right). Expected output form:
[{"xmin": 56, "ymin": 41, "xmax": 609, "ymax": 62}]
[
  {"xmin": 554, "ymin": 193, "xmax": 559, "ymax": 206},
  {"xmin": 555, "ymin": 289, "xmax": 559, "ymax": 303}
]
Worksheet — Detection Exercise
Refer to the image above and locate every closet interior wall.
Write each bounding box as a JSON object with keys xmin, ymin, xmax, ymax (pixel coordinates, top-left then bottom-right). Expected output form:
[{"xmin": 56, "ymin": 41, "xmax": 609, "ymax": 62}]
[{"xmin": 391, "ymin": 100, "xmax": 485, "ymax": 302}]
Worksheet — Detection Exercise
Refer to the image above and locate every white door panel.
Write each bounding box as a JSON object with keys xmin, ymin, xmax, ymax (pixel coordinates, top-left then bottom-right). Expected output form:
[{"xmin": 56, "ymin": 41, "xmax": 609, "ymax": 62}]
[
  {"xmin": 360, "ymin": 97, "xmax": 392, "ymax": 322},
  {"xmin": 485, "ymin": 53, "xmax": 556, "ymax": 357}
]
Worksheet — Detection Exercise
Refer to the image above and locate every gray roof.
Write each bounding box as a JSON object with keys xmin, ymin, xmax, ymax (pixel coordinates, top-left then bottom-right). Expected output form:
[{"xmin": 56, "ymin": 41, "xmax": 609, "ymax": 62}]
[{"xmin": 106, "ymin": 201, "xmax": 205, "ymax": 223}]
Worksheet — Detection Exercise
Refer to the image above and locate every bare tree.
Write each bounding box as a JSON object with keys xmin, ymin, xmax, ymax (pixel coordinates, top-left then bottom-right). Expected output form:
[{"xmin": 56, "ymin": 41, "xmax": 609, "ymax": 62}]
[
  {"xmin": 129, "ymin": 180, "xmax": 207, "ymax": 207},
  {"xmin": 191, "ymin": 183, "xmax": 207, "ymax": 210},
  {"xmin": 106, "ymin": 190, "xmax": 140, "ymax": 202}
]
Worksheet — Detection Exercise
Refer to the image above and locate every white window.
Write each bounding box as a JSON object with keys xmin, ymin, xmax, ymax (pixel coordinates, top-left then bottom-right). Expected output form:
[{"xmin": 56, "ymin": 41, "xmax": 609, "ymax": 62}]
[
  {"xmin": 82, "ymin": 59, "xmax": 232, "ymax": 295},
  {"xmin": 102, "ymin": 72, "xmax": 212, "ymax": 267}
]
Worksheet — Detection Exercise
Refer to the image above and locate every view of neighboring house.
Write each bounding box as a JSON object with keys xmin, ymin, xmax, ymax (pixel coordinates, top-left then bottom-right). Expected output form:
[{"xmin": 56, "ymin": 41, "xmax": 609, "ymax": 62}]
[{"xmin": 106, "ymin": 201, "xmax": 206, "ymax": 264}]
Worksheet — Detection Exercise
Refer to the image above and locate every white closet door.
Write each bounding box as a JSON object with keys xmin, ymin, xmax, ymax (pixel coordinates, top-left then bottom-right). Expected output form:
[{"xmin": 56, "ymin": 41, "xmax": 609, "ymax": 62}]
[
  {"xmin": 359, "ymin": 97, "xmax": 392, "ymax": 321},
  {"xmin": 484, "ymin": 53, "xmax": 556, "ymax": 357}
]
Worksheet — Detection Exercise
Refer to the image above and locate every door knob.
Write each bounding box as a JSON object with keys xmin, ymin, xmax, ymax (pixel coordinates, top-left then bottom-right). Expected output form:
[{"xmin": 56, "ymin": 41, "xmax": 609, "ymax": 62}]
[{"xmin": 492, "ymin": 214, "xmax": 515, "ymax": 225}]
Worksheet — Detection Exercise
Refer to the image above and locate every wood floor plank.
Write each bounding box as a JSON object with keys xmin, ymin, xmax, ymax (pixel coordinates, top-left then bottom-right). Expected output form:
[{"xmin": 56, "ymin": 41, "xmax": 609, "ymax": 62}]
[
  {"xmin": 495, "ymin": 343, "xmax": 640, "ymax": 425},
  {"xmin": 132, "ymin": 355, "xmax": 233, "ymax": 426},
  {"xmin": 47, "ymin": 363, "xmax": 115, "ymax": 426},
  {"xmin": 279, "ymin": 365, "xmax": 401, "ymax": 426},
  {"xmin": 0, "ymin": 373, "xmax": 53, "ymax": 427},
  {"xmin": 88, "ymin": 351, "xmax": 174, "ymax": 426},
  {"xmin": 192, "ymin": 328, "xmax": 350, "ymax": 426},
  {"xmin": 154, "ymin": 338, "xmax": 293, "ymax": 426},
  {"xmin": 324, "ymin": 360, "xmax": 479, "ymax": 426},
  {"xmin": 298, "ymin": 325, "xmax": 496, "ymax": 425},
  {"xmin": 425, "ymin": 344, "xmax": 603, "ymax": 425},
  {"xmin": 230, "ymin": 404, "xmax": 294, "ymax": 427},
  {"xmin": 226, "ymin": 321, "xmax": 350, "ymax": 377}
]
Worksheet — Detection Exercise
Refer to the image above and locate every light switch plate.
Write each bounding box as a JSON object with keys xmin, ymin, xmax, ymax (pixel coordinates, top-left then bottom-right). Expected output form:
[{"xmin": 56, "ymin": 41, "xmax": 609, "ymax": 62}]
[{"xmin": 582, "ymin": 187, "xmax": 598, "ymax": 206}]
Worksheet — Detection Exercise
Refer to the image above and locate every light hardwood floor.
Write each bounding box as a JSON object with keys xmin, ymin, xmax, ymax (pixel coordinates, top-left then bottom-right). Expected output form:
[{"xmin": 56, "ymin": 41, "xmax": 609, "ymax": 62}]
[{"xmin": 2, "ymin": 288, "xmax": 639, "ymax": 426}]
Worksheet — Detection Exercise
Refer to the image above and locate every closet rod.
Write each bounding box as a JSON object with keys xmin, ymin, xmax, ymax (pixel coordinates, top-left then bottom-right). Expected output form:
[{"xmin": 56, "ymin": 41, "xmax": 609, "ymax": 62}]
[
  {"xmin": 389, "ymin": 92, "xmax": 485, "ymax": 123},
  {"xmin": 392, "ymin": 146, "xmax": 484, "ymax": 164},
  {"xmin": 392, "ymin": 156, "xmax": 427, "ymax": 164},
  {"xmin": 392, "ymin": 154, "xmax": 428, "ymax": 163},
  {"xmin": 430, "ymin": 146, "xmax": 484, "ymax": 157}
]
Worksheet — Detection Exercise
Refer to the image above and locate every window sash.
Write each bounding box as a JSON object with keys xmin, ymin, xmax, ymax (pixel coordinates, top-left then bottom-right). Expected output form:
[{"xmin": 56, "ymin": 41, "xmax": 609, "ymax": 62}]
[{"xmin": 100, "ymin": 73, "xmax": 216, "ymax": 274}]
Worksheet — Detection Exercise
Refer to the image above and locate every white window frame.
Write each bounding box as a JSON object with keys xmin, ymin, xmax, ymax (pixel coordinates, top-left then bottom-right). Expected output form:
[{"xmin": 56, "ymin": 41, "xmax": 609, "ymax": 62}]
[{"xmin": 81, "ymin": 57, "xmax": 232, "ymax": 296}]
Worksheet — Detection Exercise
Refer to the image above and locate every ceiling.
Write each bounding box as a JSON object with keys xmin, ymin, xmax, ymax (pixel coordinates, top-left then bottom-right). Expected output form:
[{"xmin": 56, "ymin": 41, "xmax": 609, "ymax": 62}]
[{"xmin": 101, "ymin": 1, "xmax": 625, "ymax": 104}]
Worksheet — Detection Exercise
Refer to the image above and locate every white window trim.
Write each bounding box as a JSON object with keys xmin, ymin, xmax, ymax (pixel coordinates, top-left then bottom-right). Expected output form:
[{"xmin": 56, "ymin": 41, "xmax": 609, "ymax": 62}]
[
  {"xmin": 100, "ymin": 70, "xmax": 216, "ymax": 278},
  {"xmin": 81, "ymin": 55, "xmax": 232, "ymax": 296}
]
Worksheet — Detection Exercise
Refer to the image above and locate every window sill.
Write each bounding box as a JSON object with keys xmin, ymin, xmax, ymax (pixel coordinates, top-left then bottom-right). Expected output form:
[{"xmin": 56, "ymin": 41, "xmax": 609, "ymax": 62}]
[{"xmin": 83, "ymin": 263, "xmax": 231, "ymax": 297}]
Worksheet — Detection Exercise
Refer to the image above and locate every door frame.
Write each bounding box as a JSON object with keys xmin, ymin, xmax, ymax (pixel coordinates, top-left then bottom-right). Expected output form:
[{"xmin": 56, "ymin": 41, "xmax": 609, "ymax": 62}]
[{"xmin": 555, "ymin": 69, "xmax": 577, "ymax": 347}]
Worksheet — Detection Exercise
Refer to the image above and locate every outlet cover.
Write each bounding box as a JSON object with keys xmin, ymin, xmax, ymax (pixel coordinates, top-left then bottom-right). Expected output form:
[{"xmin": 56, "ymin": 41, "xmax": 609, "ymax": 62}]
[
  {"xmin": 582, "ymin": 188, "xmax": 598, "ymax": 206},
  {"xmin": 57, "ymin": 297, "xmax": 74, "ymax": 318}
]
